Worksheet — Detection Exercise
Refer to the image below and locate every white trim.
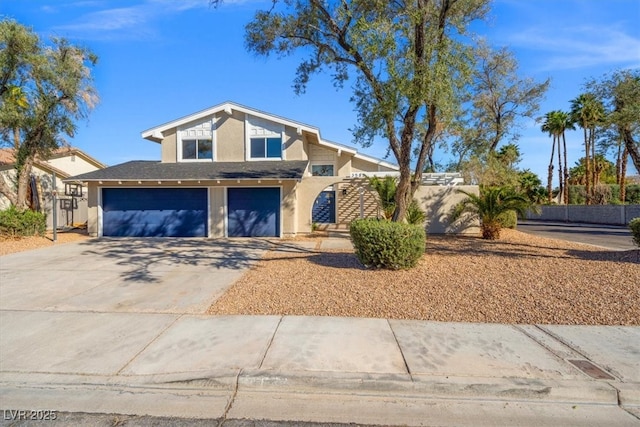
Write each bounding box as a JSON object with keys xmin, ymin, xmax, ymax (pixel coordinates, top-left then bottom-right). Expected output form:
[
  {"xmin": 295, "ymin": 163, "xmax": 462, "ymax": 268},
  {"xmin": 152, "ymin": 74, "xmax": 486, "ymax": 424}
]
[
  {"xmin": 97, "ymin": 188, "xmax": 103, "ymax": 237},
  {"xmin": 245, "ymin": 113, "xmax": 285, "ymax": 161},
  {"xmin": 177, "ymin": 118, "xmax": 214, "ymax": 163},
  {"xmin": 353, "ymin": 152, "xmax": 398, "ymax": 171}
]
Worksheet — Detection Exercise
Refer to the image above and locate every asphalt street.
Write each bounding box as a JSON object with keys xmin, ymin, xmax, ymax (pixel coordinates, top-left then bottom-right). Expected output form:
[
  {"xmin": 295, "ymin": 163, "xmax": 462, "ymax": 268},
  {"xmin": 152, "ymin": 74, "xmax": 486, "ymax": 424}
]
[{"xmin": 518, "ymin": 220, "xmax": 636, "ymax": 250}]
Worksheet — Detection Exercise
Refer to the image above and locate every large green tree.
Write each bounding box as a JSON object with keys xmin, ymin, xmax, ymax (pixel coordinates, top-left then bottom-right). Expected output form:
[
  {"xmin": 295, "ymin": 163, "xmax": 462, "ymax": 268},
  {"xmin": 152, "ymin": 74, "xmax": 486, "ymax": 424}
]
[
  {"xmin": 449, "ymin": 42, "xmax": 548, "ymax": 172},
  {"xmin": 465, "ymin": 42, "xmax": 549, "ymax": 154},
  {"xmin": 586, "ymin": 69, "xmax": 640, "ymax": 203},
  {"xmin": 213, "ymin": 0, "xmax": 490, "ymax": 221},
  {"xmin": 0, "ymin": 19, "xmax": 98, "ymax": 209}
]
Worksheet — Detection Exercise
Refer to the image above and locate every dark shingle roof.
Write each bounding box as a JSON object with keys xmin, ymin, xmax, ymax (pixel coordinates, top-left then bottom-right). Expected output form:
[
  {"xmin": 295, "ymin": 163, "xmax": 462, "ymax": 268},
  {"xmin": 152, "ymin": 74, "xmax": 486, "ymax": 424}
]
[{"xmin": 66, "ymin": 160, "xmax": 308, "ymax": 182}]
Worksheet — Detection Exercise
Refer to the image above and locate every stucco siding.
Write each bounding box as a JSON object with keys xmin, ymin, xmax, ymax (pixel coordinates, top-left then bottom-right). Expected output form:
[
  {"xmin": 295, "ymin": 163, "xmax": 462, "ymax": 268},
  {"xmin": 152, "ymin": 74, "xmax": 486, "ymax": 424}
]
[
  {"xmin": 283, "ymin": 126, "xmax": 306, "ymax": 161},
  {"xmin": 336, "ymin": 154, "xmax": 351, "ymax": 176},
  {"xmin": 46, "ymin": 155, "xmax": 100, "ymax": 176},
  {"xmin": 351, "ymin": 157, "xmax": 383, "ymax": 173},
  {"xmin": 414, "ymin": 185, "xmax": 480, "ymax": 235},
  {"xmin": 281, "ymin": 181, "xmax": 297, "ymax": 236},
  {"xmin": 209, "ymin": 187, "xmax": 225, "ymax": 238},
  {"xmin": 216, "ymin": 111, "xmax": 245, "ymax": 161},
  {"xmin": 161, "ymin": 130, "xmax": 177, "ymax": 163},
  {"xmin": 87, "ymin": 183, "xmax": 99, "ymax": 237}
]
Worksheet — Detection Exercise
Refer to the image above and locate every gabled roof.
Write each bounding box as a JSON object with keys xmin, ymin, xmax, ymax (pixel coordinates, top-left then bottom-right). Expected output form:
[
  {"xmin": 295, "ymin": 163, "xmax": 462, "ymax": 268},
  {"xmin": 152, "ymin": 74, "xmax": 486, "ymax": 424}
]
[
  {"xmin": 0, "ymin": 146, "xmax": 106, "ymax": 176},
  {"xmin": 66, "ymin": 160, "xmax": 309, "ymax": 182},
  {"xmin": 141, "ymin": 101, "xmax": 398, "ymax": 170}
]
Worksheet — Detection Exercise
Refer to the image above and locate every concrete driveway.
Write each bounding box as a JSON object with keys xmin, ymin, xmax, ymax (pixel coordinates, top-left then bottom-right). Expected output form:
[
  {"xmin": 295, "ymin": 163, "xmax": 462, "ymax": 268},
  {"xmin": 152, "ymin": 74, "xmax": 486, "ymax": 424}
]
[{"xmin": 0, "ymin": 238, "xmax": 269, "ymax": 314}]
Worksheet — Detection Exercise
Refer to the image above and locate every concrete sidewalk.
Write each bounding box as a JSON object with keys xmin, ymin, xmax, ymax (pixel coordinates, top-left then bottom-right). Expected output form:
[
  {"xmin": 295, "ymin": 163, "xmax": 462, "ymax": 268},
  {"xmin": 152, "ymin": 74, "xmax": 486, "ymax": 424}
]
[
  {"xmin": 1, "ymin": 237, "xmax": 639, "ymax": 425},
  {"xmin": 1, "ymin": 314, "xmax": 639, "ymax": 425}
]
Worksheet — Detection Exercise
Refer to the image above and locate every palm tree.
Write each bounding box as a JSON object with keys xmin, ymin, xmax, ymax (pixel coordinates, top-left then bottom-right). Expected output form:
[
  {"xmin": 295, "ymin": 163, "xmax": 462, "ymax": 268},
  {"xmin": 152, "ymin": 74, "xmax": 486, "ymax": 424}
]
[
  {"xmin": 541, "ymin": 110, "xmax": 575, "ymax": 204},
  {"xmin": 541, "ymin": 112, "xmax": 559, "ymax": 203},
  {"xmin": 570, "ymin": 94, "xmax": 605, "ymax": 204},
  {"xmin": 450, "ymin": 186, "xmax": 533, "ymax": 240}
]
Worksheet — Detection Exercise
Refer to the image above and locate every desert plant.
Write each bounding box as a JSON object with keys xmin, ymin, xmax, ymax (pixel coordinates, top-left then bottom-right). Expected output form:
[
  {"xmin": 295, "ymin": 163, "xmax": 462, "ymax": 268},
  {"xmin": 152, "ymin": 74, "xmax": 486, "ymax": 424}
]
[
  {"xmin": 369, "ymin": 176, "xmax": 397, "ymax": 220},
  {"xmin": 349, "ymin": 218, "xmax": 425, "ymax": 270},
  {"xmin": 497, "ymin": 210, "xmax": 517, "ymax": 229},
  {"xmin": 0, "ymin": 206, "xmax": 46, "ymax": 237},
  {"xmin": 630, "ymin": 218, "xmax": 640, "ymax": 248},
  {"xmin": 450, "ymin": 186, "xmax": 533, "ymax": 240},
  {"xmin": 405, "ymin": 199, "xmax": 426, "ymax": 225}
]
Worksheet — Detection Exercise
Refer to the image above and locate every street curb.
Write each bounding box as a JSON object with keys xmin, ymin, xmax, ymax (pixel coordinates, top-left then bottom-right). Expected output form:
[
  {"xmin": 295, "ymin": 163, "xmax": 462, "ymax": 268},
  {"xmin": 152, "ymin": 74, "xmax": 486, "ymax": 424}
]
[
  {"xmin": 236, "ymin": 369, "xmax": 620, "ymax": 405},
  {"xmin": 2, "ymin": 369, "xmax": 625, "ymax": 405}
]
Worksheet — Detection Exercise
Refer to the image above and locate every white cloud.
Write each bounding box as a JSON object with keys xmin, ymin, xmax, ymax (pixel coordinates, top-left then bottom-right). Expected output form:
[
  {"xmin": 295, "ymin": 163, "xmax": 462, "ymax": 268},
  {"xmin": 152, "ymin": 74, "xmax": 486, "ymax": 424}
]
[
  {"xmin": 508, "ymin": 25, "xmax": 640, "ymax": 71},
  {"xmin": 50, "ymin": 0, "xmax": 208, "ymax": 40}
]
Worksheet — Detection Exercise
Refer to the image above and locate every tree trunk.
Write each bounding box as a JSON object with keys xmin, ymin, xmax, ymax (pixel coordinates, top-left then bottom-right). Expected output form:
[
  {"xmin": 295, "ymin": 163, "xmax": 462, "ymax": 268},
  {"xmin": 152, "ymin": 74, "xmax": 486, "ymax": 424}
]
[
  {"xmin": 590, "ymin": 128, "xmax": 597, "ymax": 198},
  {"xmin": 15, "ymin": 155, "xmax": 35, "ymax": 210},
  {"xmin": 392, "ymin": 165, "xmax": 412, "ymax": 222},
  {"xmin": 622, "ymin": 127, "xmax": 640, "ymax": 175},
  {"xmin": 621, "ymin": 146, "xmax": 628, "ymax": 204},
  {"xmin": 584, "ymin": 127, "xmax": 591, "ymax": 205},
  {"xmin": 562, "ymin": 132, "xmax": 569, "ymax": 205},
  {"xmin": 547, "ymin": 136, "xmax": 556, "ymax": 204},
  {"xmin": 557, "ymin": 134, "xmax": 563, "ymax": 204},
  {"xmin": 615, "ymin": 142, "xmax": 622, "ymax": 185}
]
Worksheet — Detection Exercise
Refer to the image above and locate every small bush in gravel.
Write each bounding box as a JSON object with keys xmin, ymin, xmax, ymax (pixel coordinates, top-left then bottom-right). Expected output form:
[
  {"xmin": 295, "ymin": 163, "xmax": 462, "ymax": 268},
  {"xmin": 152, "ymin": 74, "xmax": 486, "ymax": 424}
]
[
  {"xmin": 349, "ymin": 218, "xmax": 425, "ymax": 270},
  {"xmin": 406, "ymin": 199, "xmax": 426, "ymax": 225},
  {"xmin": 497, "ymin": 210, "xmax": 517, "ymax": 229},
  {"xmin": 0, "ymin": 206, "xmax": 46, "ymax": 237},
  {"xmin": 630, "ymin": 218, "xmax": 640, "ymax": 248}
]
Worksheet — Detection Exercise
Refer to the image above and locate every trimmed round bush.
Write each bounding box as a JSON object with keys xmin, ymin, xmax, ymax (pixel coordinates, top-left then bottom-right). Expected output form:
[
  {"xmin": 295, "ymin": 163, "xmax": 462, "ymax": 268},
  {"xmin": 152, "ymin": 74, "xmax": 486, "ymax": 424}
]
[
  {"xmin": 349, "ymin": 218, "xmax": 426, "ymax": 270},
  {"xmin": 629, "ymin": 217, "xmax": 640, "ymax": 248}
]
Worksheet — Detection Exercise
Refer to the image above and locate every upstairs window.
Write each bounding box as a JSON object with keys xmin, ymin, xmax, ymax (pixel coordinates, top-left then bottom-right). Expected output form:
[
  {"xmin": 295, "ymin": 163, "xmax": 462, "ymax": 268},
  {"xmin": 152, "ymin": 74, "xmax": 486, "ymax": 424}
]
[
  {"xmin": 250, "ymin": 137, "xmax": 282, "ymax": 159},
  {"xmin": 182, "ymin": 139, "xmax": 213, "ymax": 160},
  {"xmin": 311, "ymin": 165, "xmax": 334, "ymax": 176}
]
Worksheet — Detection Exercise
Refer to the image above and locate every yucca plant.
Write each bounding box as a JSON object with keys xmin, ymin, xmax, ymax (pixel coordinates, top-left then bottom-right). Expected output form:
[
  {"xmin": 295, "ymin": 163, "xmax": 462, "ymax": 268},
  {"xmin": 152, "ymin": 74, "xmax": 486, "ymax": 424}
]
[{"xmin": 450, "ymin": 186, "xmax": 533, "ymax": 240}]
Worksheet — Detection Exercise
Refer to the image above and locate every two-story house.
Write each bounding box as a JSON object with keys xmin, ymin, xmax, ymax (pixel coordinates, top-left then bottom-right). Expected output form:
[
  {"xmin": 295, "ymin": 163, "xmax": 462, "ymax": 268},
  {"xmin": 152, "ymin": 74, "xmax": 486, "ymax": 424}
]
[{"xmin": 67, "ymin": 101, "xmax": 399, "ymax": 238}]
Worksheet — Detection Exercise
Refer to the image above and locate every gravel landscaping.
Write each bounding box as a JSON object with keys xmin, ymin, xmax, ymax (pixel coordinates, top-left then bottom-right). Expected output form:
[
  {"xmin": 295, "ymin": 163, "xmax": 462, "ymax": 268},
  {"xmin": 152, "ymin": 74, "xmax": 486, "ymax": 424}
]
[
  {"xmin": 0, "ymin": 229, "xmax": 90, "ymax": 256},
  {"xmin": 208, "ymin": 229, "xmax": 640, "ymax": 325}
]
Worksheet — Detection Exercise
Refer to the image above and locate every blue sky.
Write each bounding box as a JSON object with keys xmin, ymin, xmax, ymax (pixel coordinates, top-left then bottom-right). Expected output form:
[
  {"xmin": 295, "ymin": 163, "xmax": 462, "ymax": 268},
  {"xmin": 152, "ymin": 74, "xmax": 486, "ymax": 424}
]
[{"xmin": 3, "ymin": 0, "xmax": 640, "ymax": 183}]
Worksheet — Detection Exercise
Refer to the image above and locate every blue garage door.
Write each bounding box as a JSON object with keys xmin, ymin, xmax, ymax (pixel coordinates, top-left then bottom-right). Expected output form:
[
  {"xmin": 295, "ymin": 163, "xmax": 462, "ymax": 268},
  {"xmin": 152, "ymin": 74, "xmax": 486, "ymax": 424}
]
[
  {"xmin": 227, "ymin": 188, "xmax": 280, "ymax": 237},
  {"xmin": 102, "ymin": 188, "xmax": 208, "ymax": 237}
]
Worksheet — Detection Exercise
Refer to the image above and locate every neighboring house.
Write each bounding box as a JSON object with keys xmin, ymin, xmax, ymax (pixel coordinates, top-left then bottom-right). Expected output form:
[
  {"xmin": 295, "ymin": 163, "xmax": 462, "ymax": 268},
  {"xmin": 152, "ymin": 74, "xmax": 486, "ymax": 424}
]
[
  {"xmin": 67, "ymin": 101, "xmax": 477, "ymax": 238},
  {"xmin": 0, "ymin": 147, "xmax": 106, "ymax": 229}
]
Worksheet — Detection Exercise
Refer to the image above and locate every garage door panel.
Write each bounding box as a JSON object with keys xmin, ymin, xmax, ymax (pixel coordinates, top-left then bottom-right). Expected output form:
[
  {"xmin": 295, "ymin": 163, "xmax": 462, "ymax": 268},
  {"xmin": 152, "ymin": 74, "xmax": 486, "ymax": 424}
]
[
  {"xmin": 103, "ymin": 210, "xmax": 207, "ymax": 237},
  {"xmin": 228, "ymin": 210, "xmax": 277, "ymax": 237},
  {"xmin": 102, "ymin": 188, "xmax": 207, "ymax": 237},
  {"xmin": 227, "ymin": 188, "xmax": 280, "ymax": 237}
]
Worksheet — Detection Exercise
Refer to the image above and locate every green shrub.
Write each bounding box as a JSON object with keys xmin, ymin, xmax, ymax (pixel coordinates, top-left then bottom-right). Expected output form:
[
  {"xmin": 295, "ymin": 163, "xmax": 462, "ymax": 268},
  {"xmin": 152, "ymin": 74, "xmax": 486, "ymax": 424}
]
[
  {"xmin": 568, "ymin": 184, "xmax": 640, "ymax": 204},
  {"xmin": 625, "ymin": 185, "xmax": 640, "ymax": 204},
  {"xmin": 0, "ymin": 206, "xmax": 46, "ymax": 237},
  {"xmin": 349, "ymin": 218, "xmax": 425, "ymax": 270},
  {"xmin": 405, "ymin": 199, "xmax": 426, "ymax": 225},
  {"xmin": 630, "ymin": 217, "xmax": 640, "ymax": 248},
  {"xmin": 497, "ymin": 210, "xmax": 517, "ymax": 229}
]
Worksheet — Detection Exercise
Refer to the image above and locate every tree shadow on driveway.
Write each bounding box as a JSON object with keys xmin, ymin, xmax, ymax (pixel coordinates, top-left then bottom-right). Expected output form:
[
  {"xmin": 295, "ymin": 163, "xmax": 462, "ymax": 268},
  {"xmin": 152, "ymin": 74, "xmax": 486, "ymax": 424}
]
[{"xmin": 78, "ymin": 238, "xmax": 273, "ymax": 282}]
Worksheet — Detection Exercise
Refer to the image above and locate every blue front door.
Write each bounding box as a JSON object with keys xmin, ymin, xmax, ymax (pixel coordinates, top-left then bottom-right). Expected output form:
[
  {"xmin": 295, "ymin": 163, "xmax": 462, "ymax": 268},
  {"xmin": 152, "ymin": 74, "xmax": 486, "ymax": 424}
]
[{"xmin": 312, "ymin": 190, "xmax": 336, "ymax": 223}]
